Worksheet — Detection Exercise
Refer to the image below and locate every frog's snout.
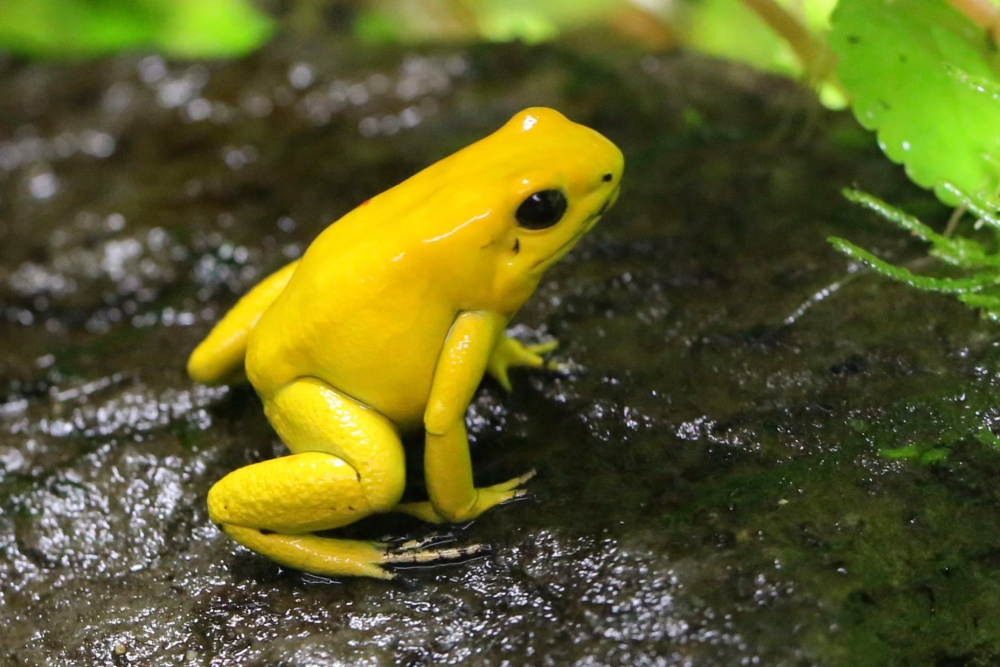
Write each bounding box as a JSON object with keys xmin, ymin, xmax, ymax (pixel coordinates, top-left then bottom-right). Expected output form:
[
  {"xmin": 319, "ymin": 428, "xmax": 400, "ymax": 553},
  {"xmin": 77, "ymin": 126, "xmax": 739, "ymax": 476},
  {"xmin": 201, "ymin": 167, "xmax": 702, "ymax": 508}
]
[{"xmin": 600, "ymin": 184, "xmax": 621, "ymax": 216}]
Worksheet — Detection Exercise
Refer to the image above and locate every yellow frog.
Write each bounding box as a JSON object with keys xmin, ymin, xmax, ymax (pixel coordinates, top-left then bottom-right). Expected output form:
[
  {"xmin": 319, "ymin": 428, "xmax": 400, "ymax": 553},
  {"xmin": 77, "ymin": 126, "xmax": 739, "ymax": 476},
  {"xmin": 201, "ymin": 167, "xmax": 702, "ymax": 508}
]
[{"xmin": 188, "ymin": 107, "xmax": 623, "ymax": 579}]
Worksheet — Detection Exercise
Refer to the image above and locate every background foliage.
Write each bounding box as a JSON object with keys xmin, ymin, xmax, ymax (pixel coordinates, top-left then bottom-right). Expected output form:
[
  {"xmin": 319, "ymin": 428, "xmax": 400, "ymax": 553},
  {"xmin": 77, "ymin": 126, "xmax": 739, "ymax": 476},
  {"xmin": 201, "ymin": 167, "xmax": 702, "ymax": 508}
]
[{"xmin": 0, "ymin": 0, "xmax": 272, "ymax": 57}]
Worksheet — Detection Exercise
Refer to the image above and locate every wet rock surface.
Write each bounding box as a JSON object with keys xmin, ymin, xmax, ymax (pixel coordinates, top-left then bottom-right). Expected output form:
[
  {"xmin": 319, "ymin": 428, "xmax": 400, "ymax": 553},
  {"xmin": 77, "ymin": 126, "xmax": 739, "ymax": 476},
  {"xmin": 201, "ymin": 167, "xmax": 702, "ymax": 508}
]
[{"xmin": 2, "ymin": 33, "xmax": 999, "ymax": 667}]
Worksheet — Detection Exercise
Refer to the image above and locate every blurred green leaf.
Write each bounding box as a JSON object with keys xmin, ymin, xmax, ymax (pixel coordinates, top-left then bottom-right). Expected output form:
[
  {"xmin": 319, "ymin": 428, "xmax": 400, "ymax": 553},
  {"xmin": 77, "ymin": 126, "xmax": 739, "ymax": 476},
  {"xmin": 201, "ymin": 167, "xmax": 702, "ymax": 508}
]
[
  {"xmin": 686, "ymin": 0, "xmax": 833, "ymax": 76},
  {"xmin": 0, "ymin": 0, "xmax": 272, "ymax": 58},
  {"xmin": 355, "ymin": 0, "xmax": 621, "ymax": 44},
  {"xmin": 683, "ymin": 0, "xmax": 845, "ymax": 107},
  {"xmin": 880, "ymin": 444, "xmax": 922, "ymax": 460},
  {"xmin": 830, "ymin": 0, "xmax": 1000, "ymax": 207},
  {"xmin": 918, "ymin": 448, "xmax": 950, "ymax": 464},
  {"xmin": 354, "ymin": 0, "xmax": 846, "ymax": 105},
  {"xmin": 687, "ymin": 0, "xmax": 789, "ymax": 72},
  {"xmin": 879, "ymin": 444, "xmax": 951, "ymax": 463},
  {"xmin": 157, "ymin": 0, "xmax": 273, "ymax": 57}
]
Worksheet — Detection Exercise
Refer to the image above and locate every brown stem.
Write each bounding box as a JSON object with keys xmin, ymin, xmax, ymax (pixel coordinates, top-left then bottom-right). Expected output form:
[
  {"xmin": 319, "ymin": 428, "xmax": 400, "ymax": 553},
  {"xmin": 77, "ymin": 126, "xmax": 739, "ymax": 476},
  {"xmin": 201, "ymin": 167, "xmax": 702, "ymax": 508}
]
[
  {"xmin": 943, "ymin": 205, "xmax": 967, "ymax": 238},
  {"xmin": 736, "ymin": 0, "xmax": 837, "ymax": 84},
  {"xmin": 947, "ymin": 0, "xmax": 1000, "ymax": 44},
  {"xmin": 609, "ymin": 5, "xmax": 678, "ymax": 50}
]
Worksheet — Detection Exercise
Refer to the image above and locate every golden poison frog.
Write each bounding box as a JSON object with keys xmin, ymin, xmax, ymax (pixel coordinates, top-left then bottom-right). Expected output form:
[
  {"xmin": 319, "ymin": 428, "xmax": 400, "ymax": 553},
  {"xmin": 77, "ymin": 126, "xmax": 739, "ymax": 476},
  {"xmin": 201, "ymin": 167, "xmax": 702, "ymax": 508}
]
[{"xmin": 188, "ymin": 108, "xmax": 624, "ymax": 579}]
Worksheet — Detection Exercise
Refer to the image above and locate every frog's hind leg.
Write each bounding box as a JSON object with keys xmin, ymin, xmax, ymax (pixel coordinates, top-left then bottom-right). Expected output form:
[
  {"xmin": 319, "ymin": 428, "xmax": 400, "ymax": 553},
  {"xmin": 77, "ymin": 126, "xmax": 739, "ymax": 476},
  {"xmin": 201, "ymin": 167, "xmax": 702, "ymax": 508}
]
[
  {"xmin": 221, "ymin": 523, "xmax": 489, "ymax": 580},
  {"xmin": 187, "ymin": 259, "xmax": 299, "ymax": 385},
  {"xmin": 209, "ymin": 377, "xmax": 463, "ymax": 579},
  {"xmin": 209, "ymin": 449, "xmax": 400, "ymax": 579}
]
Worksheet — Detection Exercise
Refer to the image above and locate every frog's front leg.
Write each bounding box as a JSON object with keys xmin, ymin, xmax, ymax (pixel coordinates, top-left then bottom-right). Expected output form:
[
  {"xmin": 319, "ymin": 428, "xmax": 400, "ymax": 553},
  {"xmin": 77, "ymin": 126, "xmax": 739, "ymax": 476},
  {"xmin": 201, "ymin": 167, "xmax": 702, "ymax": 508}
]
[
  {"xmin": 208, "ymin": 377, "xmax": 473, "ymax": 579},
  {"xmin": 487, "ymin": 335, "xmax": 563, "ymax": 391},
  {"xmin": 396, "ymin": 312, "xmax": 535, "ymax": 524}
]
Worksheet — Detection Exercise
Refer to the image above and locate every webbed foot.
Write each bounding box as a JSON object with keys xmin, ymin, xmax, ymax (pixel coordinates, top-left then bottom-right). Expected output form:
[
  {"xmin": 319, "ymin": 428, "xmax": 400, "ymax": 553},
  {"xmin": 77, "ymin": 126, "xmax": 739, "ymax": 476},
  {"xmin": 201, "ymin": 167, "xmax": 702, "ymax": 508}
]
[
  {"xmin": 395, "ymin": 469, "xmax": 537, "ymax": 524},
  {"xmin": 488, "ymin": 336, "xmax": 566, "ymax": 391}
]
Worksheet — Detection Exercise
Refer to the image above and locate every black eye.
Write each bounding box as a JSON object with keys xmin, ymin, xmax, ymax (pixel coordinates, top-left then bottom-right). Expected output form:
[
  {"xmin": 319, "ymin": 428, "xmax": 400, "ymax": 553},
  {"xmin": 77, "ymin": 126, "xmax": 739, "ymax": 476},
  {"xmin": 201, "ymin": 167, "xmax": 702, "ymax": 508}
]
[{"xmin": 515, "ymin": 190, "xmax": 567, "ymax": 230}]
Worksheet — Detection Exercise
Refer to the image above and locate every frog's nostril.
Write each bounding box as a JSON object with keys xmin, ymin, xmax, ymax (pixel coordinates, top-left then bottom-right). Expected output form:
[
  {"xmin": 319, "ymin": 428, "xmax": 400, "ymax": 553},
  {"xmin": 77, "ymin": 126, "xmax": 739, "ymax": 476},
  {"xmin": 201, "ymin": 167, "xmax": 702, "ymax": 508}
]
[{"xmin": 602, "ymin": 173, "xmax": 613, "ymax": 183}]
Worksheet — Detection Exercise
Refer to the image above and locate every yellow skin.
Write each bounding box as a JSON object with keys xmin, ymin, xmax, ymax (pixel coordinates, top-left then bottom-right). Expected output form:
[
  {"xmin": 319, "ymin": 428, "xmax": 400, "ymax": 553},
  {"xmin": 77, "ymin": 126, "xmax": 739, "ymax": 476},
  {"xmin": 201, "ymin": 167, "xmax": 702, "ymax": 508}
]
[{"xmin": 188, "ymin": 108, "xmax": 624, "ymax": 579}]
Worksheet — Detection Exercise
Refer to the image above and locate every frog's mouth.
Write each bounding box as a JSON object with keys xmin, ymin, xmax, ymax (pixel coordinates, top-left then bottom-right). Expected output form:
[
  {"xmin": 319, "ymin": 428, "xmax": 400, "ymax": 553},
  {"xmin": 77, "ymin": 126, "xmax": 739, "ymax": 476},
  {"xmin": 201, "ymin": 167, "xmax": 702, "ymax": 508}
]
[{"xmin": 531, "ymin": 185, "xmax": 619, "ymax": 271}]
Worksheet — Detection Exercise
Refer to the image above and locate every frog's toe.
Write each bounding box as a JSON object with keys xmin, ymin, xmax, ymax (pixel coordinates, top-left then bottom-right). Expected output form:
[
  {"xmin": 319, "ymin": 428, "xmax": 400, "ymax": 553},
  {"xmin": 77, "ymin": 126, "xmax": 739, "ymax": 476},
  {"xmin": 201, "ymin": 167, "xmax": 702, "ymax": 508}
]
[
  {"xmin": 396, "ymin": 470, "xmax": 538, "ymax": 524},
  {"xmin": 498, "ymin": 488, "xmax": 539, "ymax": 507},
  {"xmin": 466, "ymin": 469, "xmax": 538, "ymax": 518},
  {"xmin": 488, "ymin": 337, "xmax": 563, "ymax": 391},
  {"xmin": 526, "ymin": 339, "xmax": 559, "ymax": 356},
  {"xmin": 383, "ymin": 540, "xmax": 492, "ymax": 569},
  {"xmin": 513, "ymin": 339, "xmax": 558, "ymax": 369},
  {"xmin": 493, "ymin": 365, "xmax": 513, "ymax": 392},
  {"xmin": 493, "ymin": 468, "xmax": 537, "ymax": 492},
  {"xmin": 385, "ymin": 531, "xmax": 459, "ymax": 552}
]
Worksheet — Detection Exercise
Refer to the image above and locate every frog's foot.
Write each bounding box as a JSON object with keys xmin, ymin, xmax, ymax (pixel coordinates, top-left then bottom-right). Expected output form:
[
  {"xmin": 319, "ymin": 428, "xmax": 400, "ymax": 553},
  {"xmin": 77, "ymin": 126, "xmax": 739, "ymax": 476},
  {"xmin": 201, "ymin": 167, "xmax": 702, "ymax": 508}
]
[
  {"xmin": 222, "ymin": 525, "xmax": 489, "ymax": 580},
  {"xmin": 395, "ymin": 469, "xmax": 537, "ymax": 524},
  {"xmin": 487, "ymin": 336, "xmax": 566, "ymax": 391},
  {"xmin": 223, "ymin": 525, "xmax": 396, "ymax": 579},
  {"xmin": 384, "ymin": 535, "xmax": 491, "ymax": 568},
  {"xmin": 383, "ymin": 530, "xmax": 461, "ymax": 551}
]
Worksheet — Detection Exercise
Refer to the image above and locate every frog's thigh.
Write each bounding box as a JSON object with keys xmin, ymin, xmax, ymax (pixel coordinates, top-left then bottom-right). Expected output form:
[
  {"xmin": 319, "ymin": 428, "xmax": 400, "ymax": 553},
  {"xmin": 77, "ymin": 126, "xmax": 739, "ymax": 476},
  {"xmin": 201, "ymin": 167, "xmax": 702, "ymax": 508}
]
[
  {"xmin": 264, "ymin": 376, "xmax": 406, "ymax": 511},
  {"xmin": 207, "ymin": 377, "xmax": 406, "ymax": 578}
]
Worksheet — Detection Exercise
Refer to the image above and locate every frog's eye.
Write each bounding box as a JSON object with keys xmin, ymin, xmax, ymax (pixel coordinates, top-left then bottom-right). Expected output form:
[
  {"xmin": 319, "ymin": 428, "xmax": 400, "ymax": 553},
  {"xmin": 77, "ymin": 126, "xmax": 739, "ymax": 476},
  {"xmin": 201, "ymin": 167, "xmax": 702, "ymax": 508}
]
[{"xmin": 515, "ymin": 190, "xmax": 567, "ymax": 230}]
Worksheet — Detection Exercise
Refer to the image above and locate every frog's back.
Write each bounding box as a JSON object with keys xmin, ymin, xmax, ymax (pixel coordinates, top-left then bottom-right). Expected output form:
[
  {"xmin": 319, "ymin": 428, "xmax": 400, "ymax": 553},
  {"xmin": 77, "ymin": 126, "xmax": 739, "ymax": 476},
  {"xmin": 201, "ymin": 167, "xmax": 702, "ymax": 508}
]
[{"xmin": 245, "ymin": 203, "xmax": 469, "ymax": 428}]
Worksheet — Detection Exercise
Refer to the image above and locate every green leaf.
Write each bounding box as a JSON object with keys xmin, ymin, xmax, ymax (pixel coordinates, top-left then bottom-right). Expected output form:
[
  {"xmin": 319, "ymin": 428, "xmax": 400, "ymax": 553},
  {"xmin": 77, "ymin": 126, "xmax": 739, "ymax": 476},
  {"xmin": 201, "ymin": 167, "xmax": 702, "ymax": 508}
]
[
  {"xmin": 843, "ymin": 188, "xmax": 1000, "ymax": 268},
  {"xmin": 687, "ymin": 0, "xmax": 802, "ymax": 75},
  {"xmin": 843, "ymin": 189, "xmax": 948, "ymax": 244},
  {"xmin": 355, "ymin": 0, "xmax": 616, "ymax": 44},
  {"xmin": 879, "ymin": 444, "xmax": 950, "ymax": 463},
  {"xmin": 974, "ymin": 426, "xmax": 1000, "ymax": 448},
  {"xmin": 829, "ymin": 236, "xmax": 1000, "ymax": 292},
  {"xmin": 918, "ymin": 448, "xmax": 950, "ymax": 464},
  {"xmin": 880, "ymin": 444, "xmax": 922, "ymax": 460},
  {"xmin": 686, "ymin": 0, "xmax": 834, "ymax": 75},
  {"xmin": 155, "ymin": 0, "xmax": 272, "ymax": 58},
  {"xmin": 956, "ymin": 292, "xmax": 1000, "ymax": 320},
  {"xmin": 940, "ymin": 182, "xmax": 1000, "ymax": 229},
  {"xmin": 684, "ymin": 0, "xmax": 845, "ymax": 107},
  {"xmin": 0, "ymin": 0, "xmax": 271, "ymax": 58},
  {"xmin": 830, "ymin": 0, "xmax": 1000, "ymax": 207}
]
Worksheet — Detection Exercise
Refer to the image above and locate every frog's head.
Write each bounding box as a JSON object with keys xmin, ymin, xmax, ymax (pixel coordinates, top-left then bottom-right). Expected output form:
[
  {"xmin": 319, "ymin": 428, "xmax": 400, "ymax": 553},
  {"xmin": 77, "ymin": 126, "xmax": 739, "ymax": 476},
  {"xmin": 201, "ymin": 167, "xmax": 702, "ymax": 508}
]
[
  {"xmin": 451, "ymin": 108, "xmax": 624, "ymax": 307},
  {"xmin": 377, "ymin": 107, "xmax": 622, "ymax": 313}
]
